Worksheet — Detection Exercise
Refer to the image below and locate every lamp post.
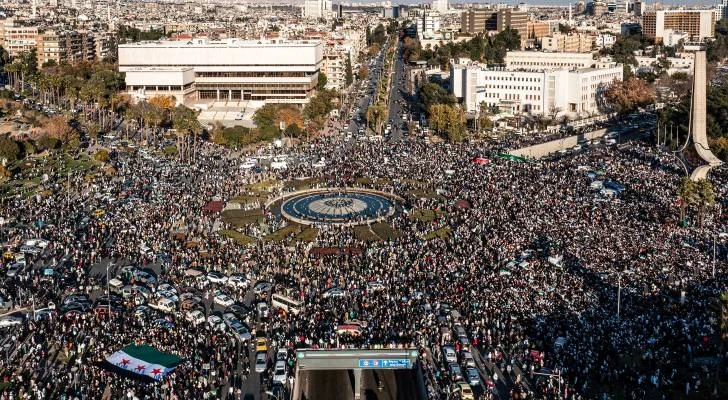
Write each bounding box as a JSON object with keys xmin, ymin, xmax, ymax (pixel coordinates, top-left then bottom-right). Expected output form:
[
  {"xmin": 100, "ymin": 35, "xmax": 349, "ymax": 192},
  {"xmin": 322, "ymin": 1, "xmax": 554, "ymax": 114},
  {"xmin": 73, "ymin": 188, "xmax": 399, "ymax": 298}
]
[
  {"xmin": 533, "ymin": 368, "xmax": 563, "ymax": 399},
  {"xmin": 106, "ymin": 262, "xmax": 111, "ymax": 320}
]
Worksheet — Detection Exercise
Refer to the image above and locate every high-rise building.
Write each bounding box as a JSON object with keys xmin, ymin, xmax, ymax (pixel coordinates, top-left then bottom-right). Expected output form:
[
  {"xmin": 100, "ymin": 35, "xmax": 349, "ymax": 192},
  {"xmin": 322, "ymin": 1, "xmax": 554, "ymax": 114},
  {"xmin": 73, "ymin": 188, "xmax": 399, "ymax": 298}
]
[
  {"xmin": 575, "ymin": 0, "xmax": 586, "ymax": 14},
  {"xmin": 642, "ymin": 10, "xmax": 715, "ymax": 43},
  {"xmin": 303, "ymin": 0, "xmax": 332, "ymax": 19},
  {"xmin": 592, "ymin": 1, "xmax": 607, "ymax": 17},
  {"xmin": 432, "ymin": 0, "xmax": 448, "ymax": 13},
  {"xmin": 460, "ymin": 8, "xmax": 498, "ymax": 34},
  {"xmin": 634, "ymin": 0, "xmax": 644, "ymax": 17},
  {"xmin": 1, "ymin": 20, "xmax": 38, "ymax": 57},
  {"xmin": 497, "ymin": 8, "xmax": 528, "ymax": 47}
]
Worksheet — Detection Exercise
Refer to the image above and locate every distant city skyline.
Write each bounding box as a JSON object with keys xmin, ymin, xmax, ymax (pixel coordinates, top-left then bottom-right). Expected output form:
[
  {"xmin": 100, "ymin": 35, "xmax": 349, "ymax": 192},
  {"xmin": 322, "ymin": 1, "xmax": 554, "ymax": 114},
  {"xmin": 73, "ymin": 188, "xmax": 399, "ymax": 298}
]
[{"xmin": 351, "ymin": 0, "xmax": 719, "ymax": 6}]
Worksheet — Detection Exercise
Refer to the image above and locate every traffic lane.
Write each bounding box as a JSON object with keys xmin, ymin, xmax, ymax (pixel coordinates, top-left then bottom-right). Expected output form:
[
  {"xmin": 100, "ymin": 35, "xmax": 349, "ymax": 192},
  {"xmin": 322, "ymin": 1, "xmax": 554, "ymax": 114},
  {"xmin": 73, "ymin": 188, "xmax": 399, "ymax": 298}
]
[
  {"xmin": 361, "ymin": 369, "xmax": 422, "ymax": 400},
  {"xmin": 471, "ymin": 347, "xmax": 509, "ymax": 400},
  {"xmin": 300, "ymin": 370, "xmax": 353, "ymax": 400}
]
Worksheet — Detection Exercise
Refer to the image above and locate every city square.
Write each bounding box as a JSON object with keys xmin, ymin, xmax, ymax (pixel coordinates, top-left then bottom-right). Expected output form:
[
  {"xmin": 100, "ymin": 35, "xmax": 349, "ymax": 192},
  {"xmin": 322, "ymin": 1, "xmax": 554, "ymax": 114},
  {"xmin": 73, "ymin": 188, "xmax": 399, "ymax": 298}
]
[{"xmin": 0, "ymin": 1, "xmax": 727, "ymax": 400}]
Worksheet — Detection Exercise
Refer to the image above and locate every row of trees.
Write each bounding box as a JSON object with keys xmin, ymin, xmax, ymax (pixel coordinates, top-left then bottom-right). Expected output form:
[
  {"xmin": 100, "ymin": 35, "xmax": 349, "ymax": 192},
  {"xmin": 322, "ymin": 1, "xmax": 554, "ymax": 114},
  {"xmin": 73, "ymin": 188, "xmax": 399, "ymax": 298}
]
[
  {"xmin": 677, "ymin": 177, "xmax": 716, "ymax": 227},
  {"xmin": 429, "ymin": 104, "xmax": 466, "ymax": 142},
  {"xmin": 402, "ymin": 29, "xmax": 521, "ymax": 69}
]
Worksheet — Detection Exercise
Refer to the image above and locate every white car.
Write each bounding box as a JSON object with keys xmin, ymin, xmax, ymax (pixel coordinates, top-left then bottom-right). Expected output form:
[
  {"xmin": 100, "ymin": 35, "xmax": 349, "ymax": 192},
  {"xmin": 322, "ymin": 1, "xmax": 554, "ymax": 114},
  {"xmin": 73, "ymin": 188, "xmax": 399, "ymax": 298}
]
[
  {"xmin": 312, "ymin": 160, "xmax": 326, "ymax": 168},
  {"xmin": 0, "ymin": 314, "xmax": 23, "ymax": 328},
  {"xmin": 241, "ymin": 159, "xmax": 256, "ymax": 169},
  {"xmin": 227, "ymin": 274, "xmax": 250, "ymax": 288},
  {"xmin": 156, "ymin": 283, "xmax": 177, "ymax": 294},
  {"xmin": 270, "ymin": 161, "xmax": 288, "ymax": 170},
  {"xmin": 185, "ymin": 310, "xmax": 205, "ymax": 326},
  {"xmin": 206, "ymin": 271, "xmax": 228, "ymax": 284},
  {"xmin": 149, "ymin": 298, "xmax": 176, "ymax": 313},
  {"xmin": 207, "ymin": 314, "xmax": 225, "ymax": 331},
  {"xmin": 24, "ymin": 239, "xmax": 49, "ymax": 248},
  {"xmin": 323, "ymin": 287, "xmax": 347, "ymax": 298},
  {"xmin": 273, "ymin": 360, "xmax": 287, "ymax": 384},
  {"xmin": 214, "ymin": 292, "xmax": 235, "ymax": 307},
  {"xmin": 253, "ymin": 281, "xmax": 273, "ymax": 295}
]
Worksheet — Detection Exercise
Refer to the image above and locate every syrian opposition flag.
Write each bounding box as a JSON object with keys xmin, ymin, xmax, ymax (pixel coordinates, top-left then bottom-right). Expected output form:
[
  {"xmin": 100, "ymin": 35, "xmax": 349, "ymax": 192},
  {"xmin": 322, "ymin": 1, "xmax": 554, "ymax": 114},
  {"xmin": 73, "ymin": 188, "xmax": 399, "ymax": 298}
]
[{"xmin": 106, "ymin": 344, "xmax": 183, "ymax": 381}]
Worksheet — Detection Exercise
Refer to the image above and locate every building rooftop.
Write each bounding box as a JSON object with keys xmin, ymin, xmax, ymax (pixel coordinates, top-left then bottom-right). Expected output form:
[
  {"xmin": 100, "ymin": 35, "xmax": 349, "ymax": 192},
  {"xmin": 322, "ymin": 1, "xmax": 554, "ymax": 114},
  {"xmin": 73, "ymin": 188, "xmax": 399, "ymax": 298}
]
[{"xmin": 119, "ymin": 38, "xmax": 321, "ymax": 48}]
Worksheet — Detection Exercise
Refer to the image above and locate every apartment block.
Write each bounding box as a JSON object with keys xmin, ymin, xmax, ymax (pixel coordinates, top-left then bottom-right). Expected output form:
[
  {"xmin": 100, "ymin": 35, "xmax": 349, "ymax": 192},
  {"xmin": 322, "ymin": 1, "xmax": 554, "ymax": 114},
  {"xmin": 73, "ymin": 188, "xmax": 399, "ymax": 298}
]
[{"xmin": 642, "ymin": 10, "xmax": 715, "ymax": 43}]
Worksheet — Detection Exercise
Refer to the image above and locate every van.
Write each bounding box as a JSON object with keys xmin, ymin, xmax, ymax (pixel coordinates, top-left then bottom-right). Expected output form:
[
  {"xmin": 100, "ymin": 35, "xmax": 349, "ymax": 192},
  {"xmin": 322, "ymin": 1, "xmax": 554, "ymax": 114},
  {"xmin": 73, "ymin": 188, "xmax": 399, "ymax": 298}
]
[
  {"xmin": 150, "ymin": 298, "xmax": 176, "ymax": 313},
  {"xmin": 109, "ymin": 278, "xmax": 124, "ymax": 294}
]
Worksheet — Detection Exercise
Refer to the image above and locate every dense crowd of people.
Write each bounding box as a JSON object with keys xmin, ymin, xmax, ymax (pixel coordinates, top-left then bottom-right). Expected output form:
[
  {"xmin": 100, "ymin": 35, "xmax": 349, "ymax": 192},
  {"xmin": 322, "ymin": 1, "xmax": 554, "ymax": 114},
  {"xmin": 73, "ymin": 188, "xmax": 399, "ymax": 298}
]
[{"xmin": 0, "ymin": 127, "xmax": 725, "ymax": 400}]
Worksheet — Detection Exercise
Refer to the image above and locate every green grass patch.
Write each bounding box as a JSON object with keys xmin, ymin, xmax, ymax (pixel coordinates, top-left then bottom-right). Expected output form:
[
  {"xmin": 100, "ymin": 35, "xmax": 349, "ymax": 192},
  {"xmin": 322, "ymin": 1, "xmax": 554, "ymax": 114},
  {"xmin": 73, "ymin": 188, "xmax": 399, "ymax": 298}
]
[
  {"xmin": 408, "ymin": 208, "xmax": 447, "ymax": 222},
  {"xmin": 265, "ymin": 223, "xmax": 302, "ymax": 242},
  {"xmin": 218, "ymin": 229, "xmax": 256, "ymax": 245},
  {"xmin": 422, "ymin": 226, "xmax": 452, "ymax": 240},
  {"xmin": 293, "ymin": 226, "xmax": 319, "ymax": 243},
  {"xmin": 221, "ymin": 208, "xmax": 264, "ymax": 227},
  {"xmin": 284, "ymin": 177, "xmax": 321, "ymax": 191},
  {"xmin": 163, "ymin": 145, "xmax": 177, "ymax": 156},
  {"xmin": 247, "ymin": 179, "xmax": 279, "ymax": 191},
  {"xmin": 354, "ymin": 225, "xmax": 380, "ymax": 242},
  {"xmin": 230, "ymin": 190, "xmax": 268, "ymax": 206},
  {"xmin": 371, "ymin": 222, "xmax": 401, "ymax": 241}
]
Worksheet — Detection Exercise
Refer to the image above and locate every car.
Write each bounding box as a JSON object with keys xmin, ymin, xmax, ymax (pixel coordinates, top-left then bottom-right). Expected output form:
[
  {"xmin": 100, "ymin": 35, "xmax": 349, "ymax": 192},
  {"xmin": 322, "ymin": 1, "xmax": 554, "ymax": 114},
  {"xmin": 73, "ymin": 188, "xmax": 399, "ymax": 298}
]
[
  {"xmin": 206, "ymin": 271, "xmax": 228, "ymax": 284},
  {"xmin": 323, "ymin": 287, "xmax": 347, "ymax": 298},
  {"xmin": 455, "ymin": 382, "xmax": 475, "ymax": 400},
  {"xmin": 273, "ymin": 360, "xmax": 287, "ymax": 383},
  {"xmin": 133, "ymin": 305, "xmax": 150, "ymax": 320},
  {"xmin": 443, "ymin": 346, "xmax": 457, "ymax": 363},
  {"xmin": 312, "ymin": 159, "xmax": 326, "ymax": 168},
  {"xmin": 449, "ymin": 362, "xmax": 463, "ymax": 381},
  {"xmin": 225, "ymin": 303, "xmax": 253, "ymax": 321},
  {"xmin": 256, "ymin": 301, "xmax": 270, "ymax": 319},
  {"xmin": 207, "ymin": 313, "xmax": 225, "ymax": 331},
  {"xmin": 605, "ymin": 138, "xmax": 617, "ymax": 145},
  {"xmin": 157, "ymin": 283, "xmax": 177, "ymax": 294},
  {"xmin": 461, "ymin": 351, "xmax": 476, "ymax": 368},
  {"xmin": 241, "ymin": 159, "xmax": 256, "ymax": 169},
  {"xmin": 466, "ymin": 367, "xmax": 480, "ymax": 386},
  {"xmin": 214, "ymin": 292, "xmax": 235, "ymax": 307},
  {"xmin": 149, "ymin": 298, "xmax": 176, "ymax": 313},
  {"xmin": 185, "ymin": 310, "xmax": 205, "ymax": 326},
  {"xmin": 0, "ymin": 313, "xmax": 24, "ymax": 328},
  {"xmin": 229, "ymin": 320, "xmax": 252, "ymax": 341},
  {"xmin": 255, "ymin": 337, "xmax": 268, "ymax": 353},
  {"xmin": 227, "ymin": 273, "xmax": 250, "ymax": 288},
  {"xmin": 6, "ymin": 263, "xmax": 24, "ymax": 277},
  {"xmin": 155, "ymin": 290, "xmax": 179, "ymax": 303},
  {"xmin": 255, "ymin": 352, "xmax": 268, "ymax": 373},
  {"xmin": 253, "ymin": 281, "xmax": 272, "ymax": 296},
  {"xmin": 270, "ymin": 160, "xmax": 287, "ymax": 170},
  {"xmin": 276, "ymin": 348, "xmax": 288, "ymax": 362}
]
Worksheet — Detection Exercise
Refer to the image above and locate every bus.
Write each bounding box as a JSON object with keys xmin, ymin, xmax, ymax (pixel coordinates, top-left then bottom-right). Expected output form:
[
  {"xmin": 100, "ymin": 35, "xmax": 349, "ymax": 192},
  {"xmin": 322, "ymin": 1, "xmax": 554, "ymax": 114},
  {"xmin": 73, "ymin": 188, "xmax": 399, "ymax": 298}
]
[{"xmin": 271, "ymin": 293, "xmax": 303, "ymax": 315}]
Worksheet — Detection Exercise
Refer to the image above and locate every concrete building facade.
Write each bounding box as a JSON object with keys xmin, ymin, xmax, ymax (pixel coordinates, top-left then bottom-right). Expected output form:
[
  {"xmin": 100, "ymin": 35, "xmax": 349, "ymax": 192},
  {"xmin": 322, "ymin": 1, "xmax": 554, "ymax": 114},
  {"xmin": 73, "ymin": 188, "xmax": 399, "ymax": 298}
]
[
  {"xmin": 642, "ymin": 10, "xmax": 715, "ymax": 43},
  {"xmin": 118, "ymin": 39, "xmax": 324, "ymax": 105},
  {"xmin": 450, "ymin": 57, "xmax": 622, "ymax": 116}
]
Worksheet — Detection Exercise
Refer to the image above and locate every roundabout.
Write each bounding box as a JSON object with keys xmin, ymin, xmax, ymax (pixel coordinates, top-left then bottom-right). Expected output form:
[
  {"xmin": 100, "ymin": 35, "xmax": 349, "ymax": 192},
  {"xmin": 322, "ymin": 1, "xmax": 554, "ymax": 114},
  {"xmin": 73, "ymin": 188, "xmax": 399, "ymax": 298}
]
[{"xmin": 277, "ymin": 188, "xmax": 400, "ymax": 226}]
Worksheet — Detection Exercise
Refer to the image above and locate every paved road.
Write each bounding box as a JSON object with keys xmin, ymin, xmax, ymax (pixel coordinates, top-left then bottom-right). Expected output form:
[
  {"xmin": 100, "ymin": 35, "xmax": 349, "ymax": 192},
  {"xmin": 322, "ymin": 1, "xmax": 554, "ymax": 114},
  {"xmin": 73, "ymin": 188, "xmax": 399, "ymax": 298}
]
[{"xmin": 299, "ymin": 370, "xmax": 353, "ymax": 400}]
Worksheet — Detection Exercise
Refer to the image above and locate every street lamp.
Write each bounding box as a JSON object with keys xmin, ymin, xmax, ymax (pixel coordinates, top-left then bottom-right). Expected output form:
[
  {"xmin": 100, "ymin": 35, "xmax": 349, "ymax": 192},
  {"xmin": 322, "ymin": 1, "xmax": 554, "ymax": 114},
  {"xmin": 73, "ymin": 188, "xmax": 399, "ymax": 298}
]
[
  {"xmin": 106, "ymin": 262, "xmax": 112, "ymax": 320},
  {"xmin": 533, "ymin": 368, "xmax": 563, "ymax": 399}
]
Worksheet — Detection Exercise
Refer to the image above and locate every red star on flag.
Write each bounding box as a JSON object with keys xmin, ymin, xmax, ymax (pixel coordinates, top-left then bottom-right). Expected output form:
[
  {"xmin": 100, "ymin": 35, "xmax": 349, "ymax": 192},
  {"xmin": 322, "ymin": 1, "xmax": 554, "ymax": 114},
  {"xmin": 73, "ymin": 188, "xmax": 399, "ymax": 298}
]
[
  {"xmin": 120, "ymin": 359, "xmax": 130, "ymax": 368},
  {"xmin": 135, "ymin": 364, "xmax": 146, "ymax": 373},
  {"xmin": 151, "ymin": 368, "xmax": 162, "ymax": 375}
]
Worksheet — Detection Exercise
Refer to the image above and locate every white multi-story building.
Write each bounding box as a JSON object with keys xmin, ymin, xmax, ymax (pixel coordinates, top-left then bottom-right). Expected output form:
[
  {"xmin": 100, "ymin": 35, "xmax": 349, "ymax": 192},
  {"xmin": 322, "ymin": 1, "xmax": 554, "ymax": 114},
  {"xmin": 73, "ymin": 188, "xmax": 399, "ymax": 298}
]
[
  {"xmin": 595, "ymin": 34, "xmax": 616, "ymax": 49},
  {"xmin": 451, "ymin": 56, "xmax": 623, "ymax": 117},
  {"xmin": 118, "ymin": 38, "xmax": 324, "ymax": 105},
  {"xmin": 431, "ymin": 0, "xmax": 448, "ymax": 13},
  {"xmin": 416, "ymin": 10, "xmax": 441, "ymax": 38},
  {"xmin": 504, "ymin": 51, "xmax": 596, "ymax": 70},
  {"xmin": 303, "ymin": 0, "xmax": 333, "ymax": 19}
]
